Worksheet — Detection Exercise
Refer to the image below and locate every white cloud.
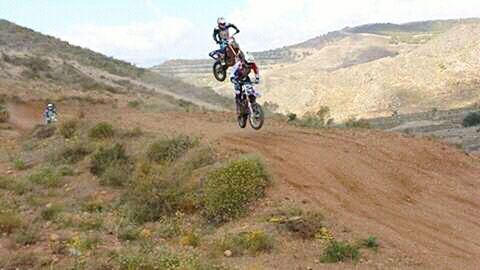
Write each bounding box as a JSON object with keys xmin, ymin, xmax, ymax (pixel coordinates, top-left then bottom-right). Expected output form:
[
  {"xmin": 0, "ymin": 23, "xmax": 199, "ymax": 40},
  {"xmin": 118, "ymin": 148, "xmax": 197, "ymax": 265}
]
[
  {"xmin": 228, "ymin": 0, "xmax": 480, "ymax": 52},
  {"xmin": 57, "ymin": 16, "xmax": 193, "ymax": 67},
  {"xmin": 54, "ymin": 0, "xmax": 480, "ymax": 66}
]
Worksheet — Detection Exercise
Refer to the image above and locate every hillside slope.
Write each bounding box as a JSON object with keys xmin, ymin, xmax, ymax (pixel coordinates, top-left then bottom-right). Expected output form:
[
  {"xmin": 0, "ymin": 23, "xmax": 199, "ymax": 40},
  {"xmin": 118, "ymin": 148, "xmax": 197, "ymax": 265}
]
[
  {"xmin": 155, "ymin": 18, "xmax": 480, "ymax": 120},
  {"xmin": 1, "ymin": 98, "xmax": 480, "ymax": 269},
  {"xmin": 251, "ymin": 22, "xmax": 479, "ymax": 120},
  {"xmin": 221, "ymin": 128, "xmax": 480, "ymax": 269},
  {"xmin": 0, "ymin": 19, "xmax": 230, "ymax": 110}
]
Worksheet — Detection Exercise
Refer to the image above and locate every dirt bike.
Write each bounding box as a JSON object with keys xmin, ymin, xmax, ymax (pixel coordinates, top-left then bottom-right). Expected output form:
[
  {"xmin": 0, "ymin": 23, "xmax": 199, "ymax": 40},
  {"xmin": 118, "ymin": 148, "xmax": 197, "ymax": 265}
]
[
  {"xmin": 237, "ymin": 82, "xmax": 264, "ymax": 130},
  {"xmin": 44, "ymin": 111, "xmax": 57, "ymax": 124},
  {"xmin": 209, "ymin": 34, "xmax": 242, "ymax": 82}
]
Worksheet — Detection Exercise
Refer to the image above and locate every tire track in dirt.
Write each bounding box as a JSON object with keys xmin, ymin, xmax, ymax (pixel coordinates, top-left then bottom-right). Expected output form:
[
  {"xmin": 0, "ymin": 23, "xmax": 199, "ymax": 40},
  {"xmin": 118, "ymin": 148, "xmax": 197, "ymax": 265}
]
[
  {"xmin": 5, "ymin": 101, "xmax": 44, "ymax": 132},
  {"xmin": 220, "ymin": 128, "xmax": 480, "ymax": 268}
]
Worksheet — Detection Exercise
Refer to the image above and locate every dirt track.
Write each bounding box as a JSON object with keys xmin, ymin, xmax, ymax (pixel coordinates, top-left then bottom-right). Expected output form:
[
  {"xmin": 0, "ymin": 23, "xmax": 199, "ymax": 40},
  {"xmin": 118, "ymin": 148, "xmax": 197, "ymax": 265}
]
[
  {"xmin": 3, "ymin": 102, "xmax": 480, "ymax": 269},
  {"xmin": 5, "ymin": 101, "xmax": 44, "ymax": 131},
  {"xmin": 221, "ymin": 128, "xmax": 480, "ymax": 269}
]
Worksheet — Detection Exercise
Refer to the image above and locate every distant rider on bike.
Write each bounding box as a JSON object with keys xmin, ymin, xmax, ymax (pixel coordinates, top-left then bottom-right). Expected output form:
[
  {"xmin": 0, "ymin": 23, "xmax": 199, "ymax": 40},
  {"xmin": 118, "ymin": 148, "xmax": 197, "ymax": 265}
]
[
  {"xmin": 230, "ymin": 52, "xmax": 260, "ymax": 114},
  {"xmin": 210, "ymin": 17, "xmax": 240, "ymax": 63},
  {"xmin": 43, "ymin": 103, "xmax": 57, "ymax": 123}
]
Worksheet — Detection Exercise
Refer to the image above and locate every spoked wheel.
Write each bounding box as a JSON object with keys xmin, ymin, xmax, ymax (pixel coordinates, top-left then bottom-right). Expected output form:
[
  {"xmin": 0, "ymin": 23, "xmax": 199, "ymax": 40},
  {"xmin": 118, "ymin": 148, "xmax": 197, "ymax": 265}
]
[
  {"xmin": 213, "ymin": 61, "xmax": 226, "ymax": 82},
  {"xmin": 249, "ymin": 103, "xmax": 264, "ymax": 130},
  {"xmin": 237, "ymin": 114, "xmax": 247, "ymax": 128},
  {"xmin": 237, "ymin": 102, "xmax": 247, "ymax": 128}
]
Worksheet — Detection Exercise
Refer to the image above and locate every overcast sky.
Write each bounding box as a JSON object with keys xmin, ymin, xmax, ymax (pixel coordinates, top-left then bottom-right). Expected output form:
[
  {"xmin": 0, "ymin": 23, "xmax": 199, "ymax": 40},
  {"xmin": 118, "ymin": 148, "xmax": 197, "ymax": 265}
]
[{"xmin": 1, "ymin": 0, "xmax": 480, "ymax": 67}]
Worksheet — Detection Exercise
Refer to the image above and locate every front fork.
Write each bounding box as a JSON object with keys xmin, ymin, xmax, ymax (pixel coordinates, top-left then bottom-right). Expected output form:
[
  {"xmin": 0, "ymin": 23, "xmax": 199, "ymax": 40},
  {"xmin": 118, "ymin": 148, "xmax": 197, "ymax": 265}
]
[{"xmin": 243, "ymin": 95, "xmax": 256, "ymax": 116}]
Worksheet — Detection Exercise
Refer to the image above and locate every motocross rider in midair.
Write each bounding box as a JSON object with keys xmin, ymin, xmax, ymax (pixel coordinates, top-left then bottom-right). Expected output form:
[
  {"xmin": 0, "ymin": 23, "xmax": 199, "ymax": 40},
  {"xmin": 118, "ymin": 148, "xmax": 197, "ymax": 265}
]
[
  {"xmin": 230, "ymin": 52, "xmax": 260, "ymax": 116},
  {"xmin": 210, "ymin": 17, "xmax": 240, "ymax": 64}
]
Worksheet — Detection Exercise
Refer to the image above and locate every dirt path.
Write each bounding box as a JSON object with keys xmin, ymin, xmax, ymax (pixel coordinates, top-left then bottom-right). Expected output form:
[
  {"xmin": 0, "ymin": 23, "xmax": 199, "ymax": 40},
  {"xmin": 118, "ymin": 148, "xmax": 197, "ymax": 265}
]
[
  {"xmin": 113, "ymin": 108, "xmax": 480, "ymax": 268},
  {"xmin": 220, "ymin": 128, "xmax": 480, "ymax": 268},
  {"xmin": 5, "ymin": 101, "xmax": 44, "ymax": 131},
  {"xmin": 3, "ymin": 100, "xmax": 480, "ymax": 268}
]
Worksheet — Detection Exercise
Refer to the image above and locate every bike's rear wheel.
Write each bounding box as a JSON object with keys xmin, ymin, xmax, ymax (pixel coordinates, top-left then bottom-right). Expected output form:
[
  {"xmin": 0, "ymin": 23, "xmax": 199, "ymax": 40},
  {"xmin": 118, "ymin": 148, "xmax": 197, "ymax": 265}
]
[
  {"xmin": 249, "ymin": 103, "xmax": 264, "ymax": 130},
  {"xmin": 213, "ymin": 61, "xmax": 226, "ymax": 82}
]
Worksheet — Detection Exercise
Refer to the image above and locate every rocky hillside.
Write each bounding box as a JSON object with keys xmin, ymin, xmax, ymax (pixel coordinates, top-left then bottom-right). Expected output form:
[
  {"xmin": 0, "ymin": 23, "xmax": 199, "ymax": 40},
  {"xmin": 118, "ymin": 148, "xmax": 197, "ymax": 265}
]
[
  {"xmin": 0, "ymin": 19, "xmax": 230, "ymax": 110},
  {"xmin": 154, "ymin": 18, "xmax": 480, "ymax": 120}
]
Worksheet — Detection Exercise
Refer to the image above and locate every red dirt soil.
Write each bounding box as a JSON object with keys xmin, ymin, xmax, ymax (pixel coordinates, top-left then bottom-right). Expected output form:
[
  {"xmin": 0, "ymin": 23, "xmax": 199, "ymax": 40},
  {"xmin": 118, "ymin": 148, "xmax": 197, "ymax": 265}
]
[
  {"xmin": 5, "ymin": 101, "xmax": 44, "ymax": 131},
  {"xmin": 221, "ymin": 129, "xmax": 480, "ymax": 269},
  {"xmin": 3, "ymin": 101, "xmax": 480, "ymax": 269}
]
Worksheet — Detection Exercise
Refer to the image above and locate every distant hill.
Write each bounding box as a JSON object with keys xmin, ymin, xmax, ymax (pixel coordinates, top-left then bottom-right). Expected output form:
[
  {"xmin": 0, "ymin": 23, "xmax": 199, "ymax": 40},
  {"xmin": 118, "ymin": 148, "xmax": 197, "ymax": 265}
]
[
  {"xmin": 153, "ymin": 18, "xmax": 480, "ymax": 120},
  {"xmin": 0, "ymin": 19, "xmax": 230, "ymax": 110},
  {"xmin": 154, "ymin": 18, "xmax": 480, "ymax": 75},
  {"xmin": 346, "ymin": 18, "xmax": 480, "ymax": 34}
]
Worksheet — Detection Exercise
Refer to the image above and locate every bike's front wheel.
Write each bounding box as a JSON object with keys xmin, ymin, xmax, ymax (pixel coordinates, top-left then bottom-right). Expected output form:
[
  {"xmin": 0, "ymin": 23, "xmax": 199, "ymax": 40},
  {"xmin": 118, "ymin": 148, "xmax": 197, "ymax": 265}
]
[
  {"xmin": 249, "ymin": 103, "xmax": 264, "ymax": 130},
  {"xmin": 238, "ymin": 114, "xmax": 247, "ymax": 128},
  {"xmin": 213, "ymin": 61, "xmax": 226, "ymax": 82}
]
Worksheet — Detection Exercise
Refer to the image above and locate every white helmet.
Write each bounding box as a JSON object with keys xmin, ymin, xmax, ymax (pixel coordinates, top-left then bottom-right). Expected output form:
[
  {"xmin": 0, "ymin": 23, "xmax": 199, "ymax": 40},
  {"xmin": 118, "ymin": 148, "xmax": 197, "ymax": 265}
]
[
  {"xmin": 47, "ymin": 103, "xmax": 53, "ymax": 108},
  {"xmin": 217, "ymin": 17, "xmax": 226, "ymax": 28},
  {"xmin": 244, "ymin": 52, "xmax": 255, "ymax": 64}
]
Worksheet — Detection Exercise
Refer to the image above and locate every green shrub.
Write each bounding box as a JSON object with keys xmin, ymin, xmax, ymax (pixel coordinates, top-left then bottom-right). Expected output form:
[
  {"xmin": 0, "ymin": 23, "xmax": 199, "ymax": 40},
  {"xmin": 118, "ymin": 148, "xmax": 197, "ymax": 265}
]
[
  {"xmin": 81, "ymin": 198, "xmax": 105, "ymax": 213},
  {"xmin": 99, "ymin": 161, "xmax": 131, "ymax": 187},
  {"xmin": 0, "ymin": 176, "xmax": 11, "ymax": 190},
  {"xmin": 41, "ymin": 204, "xmax": 63, "ymax": 221},
  {"xmin": 0, "ymin": 177, "xmax": 32, "ymax": 195},
  {"xmin": 287, "ymin": 113, "xmax": 297, "ymax": 122},
  {"xmin": 345, "ymin": 117, "xmax": 371, "ymax": 129},
  {"xmin": 218, "ymin": 230, "xmax": 273, "ymax": 256},
  {"xmin": 147, "ymin": 135, "xmax": 198, "ymax": 163},
  {"xmin": 124, "ymin": 163, "xmax": 193, "ymax": 223},
  {"xmin": 184, "ymin": 146, "xmax": 216, "ymax": 170},
  {"xmin": 122, "ymin": 127, "xmax": 143, "ymax": 138},
  {"xmin": 0, "ymin": 211, "xmax": 22, "ymax": 234},
  {"xmin": 90, "ymin": 143, "xmax": 129, "ymax": 176},
  {"xmin": 13, "ymin": 182, "xmax": 32, "ymax": 195},
  {"xmin": 28, "ymin": 167, "xmax": 63, "ymax": 187},
  {"xmin": 116, "ymin": 247, "xmax": 181, "ymax": 270},
  {"xmin": 127, "ymin": 100, "xmax": 142, "ymax": 108},
  {"xmin": 0, "ymin": 104, "xmax": 9, "ymax": 123},
  {"xmin": 54, "ymin": 143, "xmax": 91, "ymax": 164},
  {"xmin": 292, "ymin": 107, "xmax": 334, "ymax": 128},
  {"xmin": 157, "ymin": 217, "xmax": 181, "ymax": 239},
  {"xmin": 0, "ymin": 252, "xmax": 38, "ymax": 270},
  {"xmin": 118, "ymin": 224, "xmax": 141, "ymax": 241},
  {"xmin": 463, "ymin": 112, "xmax": 480, "ymax": 127},
  {"xmin": 320, "ymin": 241, "xmax": 360, "ymax": 263},
  {"xmin": 13, "ymin": 158, "xmax": 28, "ymax": 170},
  {"xmin": 78, "ymin": 215, "xmax": 104, "ymax": 231},
  {"xmin": 89, "ymin": 122, "xmax": 114, "ymax": 139},
  {"xmin": 115, "ymin": 247, "xmax": 222, "ymax": 270},
  {"xmin": 59, "ymin": 119, "xmax": 78, "ymax": 138},
  {"xmin": 15, "ymin": 226, "xmax": 40, "ymax": 245},
  {"xmin": 203, "ymin": 157, "xmax": 269, "ymax": 224},
  {"xmin": 67, "ymin": 233, "xmax": 100, "ymax": 255},
  {"xmin": 361, "ymin": 236, "xmax": 379, "ymax": 251},
  {"xmin": 58, "ymin": 165, "xmax": 75, "ymax": 176},
  {"xmin": 180, "ymin": 230, "xmax": 200, "ymax": 247}
]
